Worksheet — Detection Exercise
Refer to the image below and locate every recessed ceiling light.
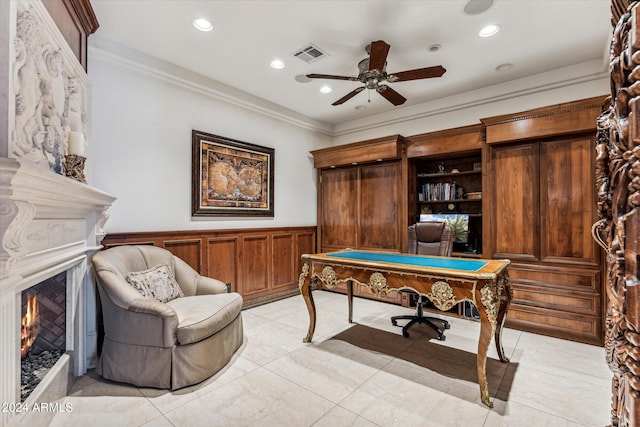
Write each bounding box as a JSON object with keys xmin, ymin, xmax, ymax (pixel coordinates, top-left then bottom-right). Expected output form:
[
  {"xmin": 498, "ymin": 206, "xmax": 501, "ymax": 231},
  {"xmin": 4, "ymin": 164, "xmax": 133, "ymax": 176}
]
[
  {"xmin": 270, "ymin": 59, "xmax": 285, "ymax": 69},
  {"xmin": 319, "ymin": 85, "xmax": 332, "ymax": 94},
  {"xmin": 354, "ymin": 105, "xmax": 367, "ymax": 111},
  {"xmin": 496, "ymin": 63, "xmax": 514, "ymax": 72},
  {"xmin": 479, "ymin": 24, "xmax": 500, "ymax": 37},
  {"xmin": 428, "ymin": 44, "xmax": 441, "ymax": 53},
  {"xmin": 294, "ymin": 74, "xmax": 312, "ymax": 83},
  {"xmin": 193, "ymin": 18, "xmax": 213, "ymax": 32},
  {"xmin": 463, "ymin": 0, "xmax": 494, "ymax": 15}
]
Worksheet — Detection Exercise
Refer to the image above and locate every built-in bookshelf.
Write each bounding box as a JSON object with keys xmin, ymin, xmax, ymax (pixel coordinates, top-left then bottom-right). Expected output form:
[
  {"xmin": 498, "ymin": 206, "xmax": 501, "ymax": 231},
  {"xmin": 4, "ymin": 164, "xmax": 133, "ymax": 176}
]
[{"xmin": 414, "ymin": 154, "xmax": 483, "ymax": 257}]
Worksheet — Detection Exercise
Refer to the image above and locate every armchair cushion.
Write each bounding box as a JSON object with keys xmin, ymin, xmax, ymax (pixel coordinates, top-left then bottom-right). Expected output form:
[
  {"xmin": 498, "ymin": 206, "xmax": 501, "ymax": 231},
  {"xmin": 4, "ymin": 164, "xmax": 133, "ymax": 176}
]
[
  {"xmin": 167, "ymin": 293, "xmax": 242, "ymax": 345},
  {"xmin": 125, "ymin": 263, "xmax": 185, "ymax": 303}
]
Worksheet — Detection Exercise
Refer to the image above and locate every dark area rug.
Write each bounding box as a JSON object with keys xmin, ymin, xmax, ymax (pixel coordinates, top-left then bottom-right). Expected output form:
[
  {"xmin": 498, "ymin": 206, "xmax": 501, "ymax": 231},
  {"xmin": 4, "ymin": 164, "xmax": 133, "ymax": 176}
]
[{"xmin": 328, "ymin": 324, "xmax": 517, "ymax": 401}]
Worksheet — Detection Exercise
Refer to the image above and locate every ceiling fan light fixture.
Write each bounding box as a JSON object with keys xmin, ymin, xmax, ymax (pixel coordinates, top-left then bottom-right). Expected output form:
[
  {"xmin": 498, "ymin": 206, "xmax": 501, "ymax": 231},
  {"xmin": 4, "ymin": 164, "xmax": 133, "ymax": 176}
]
[
  {"xmin": 319, "ymin": 85, "xmax": 332, "ymax": 94},
  {"xmin": 270, "ymin": 59, "xmax": 285, "ymax": 69},
  {"xmin": 463, "ymin": 0, "xmax": 494, "ymax": 15},
  {"xmin": 295, "ymin": 74, "xmax": 312, "ymax": 83},
  {"xmin": 479, "ymin": 24, "xmax": 500, "ymax": 37},
  {"xmin": 193, "ymin": 18, "xmax": 213, "ymax": 32},
  {"xmin": 495, "ymin": 63, "xmax": 514, "ymax": 72}
]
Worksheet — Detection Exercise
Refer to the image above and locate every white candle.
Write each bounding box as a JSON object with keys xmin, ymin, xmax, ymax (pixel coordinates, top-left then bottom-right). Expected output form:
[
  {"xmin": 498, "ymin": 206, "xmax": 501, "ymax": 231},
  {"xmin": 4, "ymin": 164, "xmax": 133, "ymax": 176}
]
[{"xmin": 68, "ymin": 132, "xmax": 85, "ymax": 157}]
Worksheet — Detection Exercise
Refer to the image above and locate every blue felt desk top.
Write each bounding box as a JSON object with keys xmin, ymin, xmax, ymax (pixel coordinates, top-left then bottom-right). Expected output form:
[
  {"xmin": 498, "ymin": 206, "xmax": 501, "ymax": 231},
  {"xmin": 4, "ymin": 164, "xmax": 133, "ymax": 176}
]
[{"xmin": 326, "ymin": 251, "xmax": 488, "ymax": 272}]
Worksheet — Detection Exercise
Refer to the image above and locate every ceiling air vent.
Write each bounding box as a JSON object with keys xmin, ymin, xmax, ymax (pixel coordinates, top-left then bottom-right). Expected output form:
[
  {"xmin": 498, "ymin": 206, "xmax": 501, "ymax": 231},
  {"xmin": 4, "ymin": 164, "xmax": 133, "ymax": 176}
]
[{"xmin": 292, "ymin": 44, "xmax": 329, "ymax": 64}]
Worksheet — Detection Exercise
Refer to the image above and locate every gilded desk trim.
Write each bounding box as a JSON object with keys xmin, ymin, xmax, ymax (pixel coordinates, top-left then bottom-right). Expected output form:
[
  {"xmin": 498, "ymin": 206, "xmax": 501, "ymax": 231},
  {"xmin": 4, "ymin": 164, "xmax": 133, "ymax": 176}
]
[{"xmin": 298, "ymin": 252, "xmax": 512, "ymax": 408}]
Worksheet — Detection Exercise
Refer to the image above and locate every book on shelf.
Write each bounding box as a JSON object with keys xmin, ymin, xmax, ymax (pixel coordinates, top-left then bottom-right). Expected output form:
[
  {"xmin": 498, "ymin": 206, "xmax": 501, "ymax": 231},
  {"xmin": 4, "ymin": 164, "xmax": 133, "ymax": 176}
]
[{"xmin": 420, "ymin": 182, "xmax": 457, "ymax": 201}]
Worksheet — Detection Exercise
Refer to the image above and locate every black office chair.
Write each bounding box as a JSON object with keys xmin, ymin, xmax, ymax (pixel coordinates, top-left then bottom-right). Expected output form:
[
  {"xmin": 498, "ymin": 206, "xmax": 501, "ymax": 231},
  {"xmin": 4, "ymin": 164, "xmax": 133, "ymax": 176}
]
[{"xmin": 391, "ymin": 222, "xmax": 454, "ymax": 340}]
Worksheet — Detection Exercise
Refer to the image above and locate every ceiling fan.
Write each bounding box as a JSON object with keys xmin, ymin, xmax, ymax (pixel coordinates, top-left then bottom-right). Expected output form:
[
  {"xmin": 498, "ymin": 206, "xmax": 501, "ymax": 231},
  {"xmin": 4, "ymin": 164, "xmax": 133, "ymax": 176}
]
[{"xmin": 306, "ymin": 40, "xmax": 446, "ymax": 106}]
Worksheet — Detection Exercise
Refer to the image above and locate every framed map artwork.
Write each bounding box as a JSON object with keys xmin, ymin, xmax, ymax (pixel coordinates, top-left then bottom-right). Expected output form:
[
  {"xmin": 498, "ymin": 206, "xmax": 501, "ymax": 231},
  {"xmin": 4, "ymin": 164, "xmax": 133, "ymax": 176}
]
[{"xmin": 192, "ymin": 130, "xmax": 274, "ymax": 217}]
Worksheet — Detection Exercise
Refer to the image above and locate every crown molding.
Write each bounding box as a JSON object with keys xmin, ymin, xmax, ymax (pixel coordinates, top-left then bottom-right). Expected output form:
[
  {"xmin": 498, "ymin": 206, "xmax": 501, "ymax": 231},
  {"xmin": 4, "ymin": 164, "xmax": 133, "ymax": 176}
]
[{"xmin": 88, "ymin": 37, "xmax": 334, "ymax": 136}]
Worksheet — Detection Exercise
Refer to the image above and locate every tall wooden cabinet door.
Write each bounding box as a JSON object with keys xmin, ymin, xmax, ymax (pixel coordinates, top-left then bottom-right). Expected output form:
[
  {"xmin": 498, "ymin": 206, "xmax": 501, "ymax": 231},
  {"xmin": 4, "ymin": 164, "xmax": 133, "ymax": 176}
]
[
  {"xmin": 358, "ymin": 162, "xmax": 400, "ymax": 250},
  {"xmin": 539, "ymin": 136, "xmax": 598, "ymax": 266},
  {"xmin": 320, "ymin": 167, "xmax": 358, "ymax": 250},
  {"xmin": 488, "ymin": 142, "xmax": 540, "ymax": 261}
]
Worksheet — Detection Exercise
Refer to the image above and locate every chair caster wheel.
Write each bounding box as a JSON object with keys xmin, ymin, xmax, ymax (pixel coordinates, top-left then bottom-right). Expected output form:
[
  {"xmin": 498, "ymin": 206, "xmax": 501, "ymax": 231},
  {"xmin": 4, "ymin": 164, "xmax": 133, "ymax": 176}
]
[
  {"xmin": 391, "ymin": 320, "xmax": 397, "ymax": 326},
  {"xmin": 402, "ymin": 330, "xmax": 410, "ymax": 338},
  {"xmin": 437, "ymin": 335, "xmax": 446, "ymax": 341},
  {"xmin": 444, "ymin": 323, "xmax": 451, "ymax": 330}
]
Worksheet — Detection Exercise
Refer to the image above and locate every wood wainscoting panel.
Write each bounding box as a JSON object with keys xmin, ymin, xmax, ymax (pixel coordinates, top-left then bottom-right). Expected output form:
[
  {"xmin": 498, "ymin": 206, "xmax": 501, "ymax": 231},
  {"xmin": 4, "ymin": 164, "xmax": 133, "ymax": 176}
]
[
  {"xmin": 272, "ymin": 233, "xmax": 295, "ymax": 290},
  {"xmin": 295, "ymin": 231, "xmax": 316, "ymax": 277},
  {"xmin": 206, "ymin": 237, "xmax": 238, "ymax": 292},
  {"xmin": 240, "ymin": 235, "xmax": 270, "ymax": 297},
  {"xmin": 163, "ymin": 239, "xmax": 202, "ymax": 273},
  {"xmin": 100, "ymin": 226, "xmax": 316, "ymax": 305}
]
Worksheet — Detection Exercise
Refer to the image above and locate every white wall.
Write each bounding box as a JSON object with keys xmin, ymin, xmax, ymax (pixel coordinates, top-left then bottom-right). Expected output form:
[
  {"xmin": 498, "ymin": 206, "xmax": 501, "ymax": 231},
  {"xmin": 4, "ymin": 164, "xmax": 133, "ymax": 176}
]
[
  {"xmin": 88, "ymin": 45, "xmax": 330, "ymax": 233},
  {"xmin": 88, "ymin": 40, "xmax": 609, "ymax": 234}
]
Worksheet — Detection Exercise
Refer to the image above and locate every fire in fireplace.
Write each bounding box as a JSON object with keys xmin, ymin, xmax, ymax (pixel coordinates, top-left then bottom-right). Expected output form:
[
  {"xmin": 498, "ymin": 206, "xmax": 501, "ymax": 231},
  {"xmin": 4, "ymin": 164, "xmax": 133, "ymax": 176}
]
[
  {"xmin": 20, "ymin": 272, "xmax": 67, "ymax": 401},
  {"xmin": 21, "ymin": 293, "xmax": 39, "ymax": 359}
]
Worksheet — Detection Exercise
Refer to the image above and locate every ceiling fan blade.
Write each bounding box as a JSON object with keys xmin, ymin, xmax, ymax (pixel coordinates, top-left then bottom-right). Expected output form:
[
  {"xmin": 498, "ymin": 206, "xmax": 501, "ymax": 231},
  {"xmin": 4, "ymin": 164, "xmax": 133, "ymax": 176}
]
[
  {"xmin": 332, "ymin": 87, "xmax": 365, "ymax": 106},
  {"xmin": 387, "ymin": 65, "xmax": 446, "ymax": 82},
  {"xmin": 368, "ymin": 40, "xmax": 390, "ymax": 71},
  {"xmin": 376, "ymin": 85, "xmax": 406, "ymax": 106},
  {"xmin": 306, "ymin": 73, "xmax": 359, "ymax": 81}
]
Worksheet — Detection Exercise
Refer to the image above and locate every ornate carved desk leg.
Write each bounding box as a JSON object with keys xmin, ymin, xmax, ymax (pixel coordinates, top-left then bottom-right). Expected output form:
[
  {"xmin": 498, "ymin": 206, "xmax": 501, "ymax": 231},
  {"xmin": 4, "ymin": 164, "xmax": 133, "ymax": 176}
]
[
  {"xmin": 476, "ymin": 304, "xmax": 493, "ymax": 408},
  {"xmin": 347, "ymin": 279, "xmax": 354, "ymax": 323},
  {"xmin": 298, "ymin": 262, "xmax": 316, "ymax": 343},
  {"xmin": 477, "ymin": 280, "xmax": 502, "ymax": 408},
  {"xmin": 494, "ymin": 271, "xmax": 512, "ymax": 363}
]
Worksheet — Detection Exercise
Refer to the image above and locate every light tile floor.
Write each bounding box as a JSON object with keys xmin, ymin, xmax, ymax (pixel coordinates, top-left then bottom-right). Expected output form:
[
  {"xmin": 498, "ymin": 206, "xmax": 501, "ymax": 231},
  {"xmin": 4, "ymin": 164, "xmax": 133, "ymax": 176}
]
[{"xmin": 49, "ymin": 291, "xmax": 612, "ymax": 427}]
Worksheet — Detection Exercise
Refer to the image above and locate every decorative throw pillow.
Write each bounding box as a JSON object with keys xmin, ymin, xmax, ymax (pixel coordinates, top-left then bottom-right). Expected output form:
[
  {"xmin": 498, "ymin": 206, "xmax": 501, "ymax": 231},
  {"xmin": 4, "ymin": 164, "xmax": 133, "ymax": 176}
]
[{"xmin": 125, "ymin": 264, "xmax": 185, "ymax": 303}]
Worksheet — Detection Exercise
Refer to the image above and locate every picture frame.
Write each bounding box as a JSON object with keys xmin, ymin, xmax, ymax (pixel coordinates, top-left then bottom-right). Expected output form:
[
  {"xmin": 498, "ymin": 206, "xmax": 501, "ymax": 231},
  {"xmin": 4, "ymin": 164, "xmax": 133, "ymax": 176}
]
[{"xmin": 192, "ymin": 130, "xmax": 274, "ymax": 217}]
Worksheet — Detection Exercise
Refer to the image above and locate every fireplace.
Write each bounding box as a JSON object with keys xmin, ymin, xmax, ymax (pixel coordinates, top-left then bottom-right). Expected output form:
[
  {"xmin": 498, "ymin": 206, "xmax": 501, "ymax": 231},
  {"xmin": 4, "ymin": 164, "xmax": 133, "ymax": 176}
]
[
  {"xmin": 20, "ymin": 272, "xmax": 67, "ymax": 402},
  {"xmin": 1, "ymin": 1, "xmax": 116, "ymax": 424},
  {"xmin": 0, "ymin": 159, "xmax": 115, "ymax": 426}
]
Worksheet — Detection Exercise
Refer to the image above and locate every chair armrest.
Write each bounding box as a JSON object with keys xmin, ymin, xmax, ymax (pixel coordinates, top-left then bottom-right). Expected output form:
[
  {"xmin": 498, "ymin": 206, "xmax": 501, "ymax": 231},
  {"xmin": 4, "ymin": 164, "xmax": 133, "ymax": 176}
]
[
  {"xmin": 97, "ymin": 281, "xmax": 180, "ymax": 348},
  {"xmin": 195, "ymin": 275, "xmax": 229, "ymax": 295},
  {"xmin": 128, "ymin": 298, "xmax": 178, "ymax": 318}
]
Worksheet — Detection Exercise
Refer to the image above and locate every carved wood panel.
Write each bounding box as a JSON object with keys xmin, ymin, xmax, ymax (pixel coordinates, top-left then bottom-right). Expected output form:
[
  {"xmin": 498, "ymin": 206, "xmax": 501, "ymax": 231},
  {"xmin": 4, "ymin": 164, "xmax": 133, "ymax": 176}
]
[{"xmin": 596, "ymin": 1, "xmax": 640, "ymax": 424}]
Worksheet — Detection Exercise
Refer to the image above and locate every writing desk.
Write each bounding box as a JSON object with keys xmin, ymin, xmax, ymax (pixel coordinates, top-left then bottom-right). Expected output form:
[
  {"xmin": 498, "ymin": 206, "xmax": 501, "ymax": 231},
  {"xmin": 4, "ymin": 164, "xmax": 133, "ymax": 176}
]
[{"xmin": 298, "ymin": 249, "xmax": 512, "ymax": 408}]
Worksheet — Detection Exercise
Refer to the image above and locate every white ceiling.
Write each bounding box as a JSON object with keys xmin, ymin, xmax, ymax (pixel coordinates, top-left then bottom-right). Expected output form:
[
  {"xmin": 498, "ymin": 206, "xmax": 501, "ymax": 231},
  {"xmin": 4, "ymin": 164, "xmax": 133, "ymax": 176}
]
[{"xmin": 89, "ymin": 0, "xmax": 612, "ymax": 127}]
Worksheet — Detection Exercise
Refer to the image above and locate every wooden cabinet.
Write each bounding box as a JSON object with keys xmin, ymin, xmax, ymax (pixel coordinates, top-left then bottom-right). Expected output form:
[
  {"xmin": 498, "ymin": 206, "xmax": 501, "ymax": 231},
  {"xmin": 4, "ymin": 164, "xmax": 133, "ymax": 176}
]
[
  {"xmin": 482, "ymin": 96, "xmax": 606, "ymax": 345},
  {"xmin": 312, "ymin": 135, "xmax": 409, "ymax": 303}
]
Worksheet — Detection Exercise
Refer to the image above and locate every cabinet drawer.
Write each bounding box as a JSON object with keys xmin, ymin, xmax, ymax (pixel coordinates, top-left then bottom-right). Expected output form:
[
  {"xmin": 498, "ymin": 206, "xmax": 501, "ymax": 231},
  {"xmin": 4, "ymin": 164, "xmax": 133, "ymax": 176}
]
[
  {"xmin": 509, "ymin": 264, "xmax": 600, "ymax": 292},
  {"xmin": 506, "ymin": 303, "xmax": 602, "ymax": 345},
  {"xmin": 511, "ymin": 284, "xmax": 600, "ymax": 316}
]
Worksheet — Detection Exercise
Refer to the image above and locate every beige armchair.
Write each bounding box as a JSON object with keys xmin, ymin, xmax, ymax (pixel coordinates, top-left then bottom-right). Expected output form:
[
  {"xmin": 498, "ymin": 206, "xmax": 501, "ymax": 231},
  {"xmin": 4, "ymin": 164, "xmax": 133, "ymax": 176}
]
[{"xmin": 92, "ymin": 245, "xmax": 243, "ymax": 390}]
